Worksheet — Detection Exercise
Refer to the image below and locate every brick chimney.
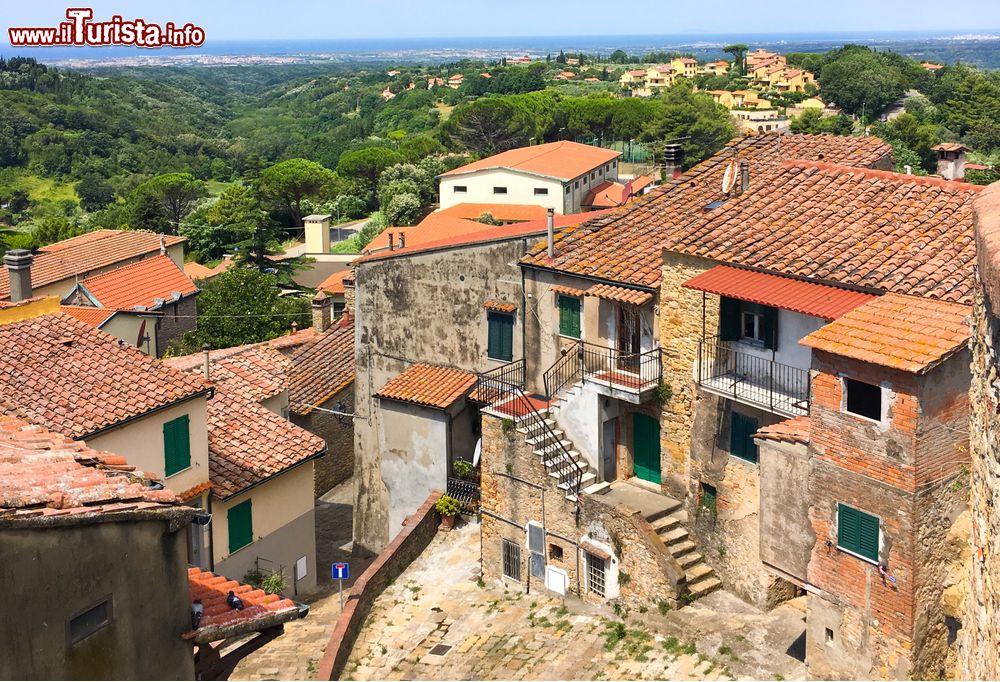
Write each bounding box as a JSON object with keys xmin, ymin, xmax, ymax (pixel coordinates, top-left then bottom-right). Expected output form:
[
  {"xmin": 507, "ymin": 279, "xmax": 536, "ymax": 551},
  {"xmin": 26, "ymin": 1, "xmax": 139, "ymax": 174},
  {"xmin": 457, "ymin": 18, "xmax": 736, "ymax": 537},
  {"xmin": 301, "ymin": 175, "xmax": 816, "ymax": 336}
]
[
  {"xmin": 312, "ymin": 290, "xmax": 332, "ymax": 332},
  {"xmin": 3, "ymin": 249, "xmax": 33, "ymax": 302},
  {"xmin": 304, "ymin": 214, "xmax": 332, "ymax": 255}
]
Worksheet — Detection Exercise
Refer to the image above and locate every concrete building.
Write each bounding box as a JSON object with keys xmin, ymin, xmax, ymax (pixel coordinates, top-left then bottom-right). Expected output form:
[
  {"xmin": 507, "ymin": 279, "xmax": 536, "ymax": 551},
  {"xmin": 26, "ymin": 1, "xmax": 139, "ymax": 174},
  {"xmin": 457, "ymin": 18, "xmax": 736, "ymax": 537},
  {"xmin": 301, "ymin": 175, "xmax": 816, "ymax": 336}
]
[
  {"xmin": 932, "ymin": 143, "xmax": 971, "ymax": 181},
  {"xmin": 732, "ymin": 108, "xmax": 790, "ymax": 135},
  {"xmin": 438, "ymin": 141, "xmax": 620, "ymax": 215}
]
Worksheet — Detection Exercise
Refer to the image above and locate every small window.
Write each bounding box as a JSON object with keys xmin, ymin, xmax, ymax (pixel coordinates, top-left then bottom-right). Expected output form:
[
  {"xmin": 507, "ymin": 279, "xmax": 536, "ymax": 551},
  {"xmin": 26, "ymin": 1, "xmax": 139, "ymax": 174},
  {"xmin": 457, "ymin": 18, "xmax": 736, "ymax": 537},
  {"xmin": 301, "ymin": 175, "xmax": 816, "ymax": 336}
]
[
  {"xmin": 502, "ymin": 539, "xmax": 521, "ymax": 581},
  {"xmin": 163, "ymin": 415, "xmax": 191, "ymax": 477},
  {"xmin": 453, "ymin": 185, "xmax": 467, "ymax": 193},
  {"xmin": 534, "ymin": 187, "xmax": 548, "ymax": 195},
  {"xmin": 558, "ymin": 294, "xmax": 581, "ymax": 339},
  {"xmin": 487, "ymin": 311, "xmax": 514, "ymax": 362},
  {"xmin": 527, "ymin": 523, "xmax": 544, "ymax": 578},
  {"xmin": 730, "ymin": 412, "xmax": 759, "ymax": 463},
  {"xmin": 586, "ymin": 552, "xmax": 606, "ymax": 597},
  {"xmin": 741, "ymin": 310, "xmax": 764, "ymax": 344},
  {"xmin": 228, "ymin": 498, "xmax": 253, "ymax": 553},
  {"xmin": 700, "ymin": 482, "xmax": 717, "ymax": 515},
  {"xmin": 574, "ymin": 180, "xmax": 580, "ymax": 189},
  {"xmin": 493, "ymin": 186, "xmax": 508, "ymax": 194},
  {"xmin": 845, "ymin": 378, "xmax": 882, "ymax": 421},
  {"xmin": 69, "ymin": 598, "xmax": 112, "ymax": 645},
  {"xmin": 565, "ymin": 186, "xmax": 571, "ymax": 194},
  {"xmin": 549, "ymin": 543, "xmax": 564, "ymax": 560},
  {"xmin": 837, "ymin": 503, "xmax": 880, "ymax": 563},
  {"xmin": 825, "ymin": 627, "xmax": 834, "ymax": 644}
]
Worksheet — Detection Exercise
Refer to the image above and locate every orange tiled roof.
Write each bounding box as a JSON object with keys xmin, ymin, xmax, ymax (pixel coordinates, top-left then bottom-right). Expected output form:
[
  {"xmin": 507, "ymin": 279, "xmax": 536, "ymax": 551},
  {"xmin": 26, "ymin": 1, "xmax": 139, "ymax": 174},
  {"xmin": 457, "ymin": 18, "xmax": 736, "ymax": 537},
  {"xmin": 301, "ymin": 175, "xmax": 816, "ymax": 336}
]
[
  {"xmin": 58, "ymin": 304, "xmax": 116, "ymax": 328},
  {"xmin": 754, "ymin": 416, "xmax": 811, "ymax": 445},
  {"xmin": 288, "ymin": 316, "xmax": 355, "ymax": 415},
  {"xmin": 0, "ymin": 230, "xmax": 185, "ymax": 300},
  {"xmin": 668, "ymin": 161, "xmax": 982, "ymax": 304},
  {"xmin": 0, "ymin": 415, "xmax": 180, "ymax": 524},
  {"xmin": 186, "ymin": 567, "xmax": 299, "ymax": 644},
  {"xmin": 317, "ymin": 269, "xmax": 351, "ymax": 295},
  {"xmin": 484, "ymin": 299, "xmax": 517, "ymax": 313},
  {"xmin": 520, "ymin": 133, "xmax": 894, "ymax": 289},
  {"xmin": 441, "ymin": 141, "xmax": 620, "ymax": 182},
  {"xmin": 184, "ymin": 257, "xmax": 233, "ymax": 282},
  {"xmin": 584, "ymin": 181, "xmax": 628, "ymax": 208},
  {"xmin": 551, "ymin": 284, "xmax": 588, "ymax": 297},
  {"xmin": 586, "ymin": 283, "xmax": 653, "ymax": 306},
  {"xmin": 0, "ymin": 314, "xmax": 210, "ymax": 439},
  {"xmin": 77, "ymin": 255, "xmax": 198, "ymax": 310},
  {"xmin": 800, "ymin": 293, "xmax": 972, "ymax": 373},
  {"xmin": 437, "ymin": 203, "xmax": 550, "ymax": 223},
  {"xmin": 375, "ymin": 363, "xmax": 476, "ymax": 409},
  {"xmin": 177, "ymin": 481, "xmax": 213, "ymax": 501},
  {"xmin": 932, "ymin": 143, "xmax": 970, "ymax": 153}
]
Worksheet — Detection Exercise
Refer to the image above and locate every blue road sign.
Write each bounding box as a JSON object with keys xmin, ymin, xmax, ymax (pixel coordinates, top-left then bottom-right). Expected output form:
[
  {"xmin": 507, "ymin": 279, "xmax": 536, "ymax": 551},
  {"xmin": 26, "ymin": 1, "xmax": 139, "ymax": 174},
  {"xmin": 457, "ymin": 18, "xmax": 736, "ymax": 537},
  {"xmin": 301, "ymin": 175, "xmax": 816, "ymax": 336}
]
[{"xmin": 332, "ymin": 562, "xmax": 349, "ymax": 580}]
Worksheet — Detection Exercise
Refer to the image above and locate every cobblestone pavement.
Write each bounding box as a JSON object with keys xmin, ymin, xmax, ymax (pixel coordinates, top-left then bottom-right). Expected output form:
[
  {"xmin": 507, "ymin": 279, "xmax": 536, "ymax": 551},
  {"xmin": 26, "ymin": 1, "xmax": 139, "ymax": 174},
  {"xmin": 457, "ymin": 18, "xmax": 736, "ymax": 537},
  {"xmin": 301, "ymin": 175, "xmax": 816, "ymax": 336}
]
[
  {"xmin": 343, "ymin": 520, "xmax": 808, "ymax": 681},
  {"xmin": 231, "ymin": 479, "xmax": 371, "ymax": 681}
]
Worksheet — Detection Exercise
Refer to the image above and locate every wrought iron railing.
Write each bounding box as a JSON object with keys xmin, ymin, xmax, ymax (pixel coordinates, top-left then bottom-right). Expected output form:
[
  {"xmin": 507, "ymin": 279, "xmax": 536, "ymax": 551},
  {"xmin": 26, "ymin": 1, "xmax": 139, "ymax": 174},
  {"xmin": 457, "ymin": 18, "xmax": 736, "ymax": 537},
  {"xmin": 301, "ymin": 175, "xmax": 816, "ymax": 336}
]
[
  {"xmin": 475, "ymin": 372, "xmax": 585, "ymax": 502},
  {"xmin": 581, "ymin": 342, "xmax": 662, "ymax": 392},
  {"xmin": 475, "ymin": 359, "xmax": 525, "ymax": 403},
  {"xmin": 447, "ymin": 477, "xmax": 481, "ymax": 512},
  {"xmin": 696, "ymin": 340, "xmax": 810, "ymax": 416},
  {"xmin": 543, "ymin": 341, "xmax": 583, "ymax": 399}
]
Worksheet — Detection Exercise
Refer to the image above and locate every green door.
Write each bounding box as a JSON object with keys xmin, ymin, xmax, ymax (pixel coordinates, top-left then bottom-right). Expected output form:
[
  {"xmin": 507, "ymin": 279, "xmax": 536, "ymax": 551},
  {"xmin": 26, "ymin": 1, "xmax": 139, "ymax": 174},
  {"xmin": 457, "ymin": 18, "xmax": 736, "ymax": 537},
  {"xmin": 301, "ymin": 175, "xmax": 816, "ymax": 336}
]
[{"xmin": 632, "ymin": 413, "xmax": 661, "ymax": 484}]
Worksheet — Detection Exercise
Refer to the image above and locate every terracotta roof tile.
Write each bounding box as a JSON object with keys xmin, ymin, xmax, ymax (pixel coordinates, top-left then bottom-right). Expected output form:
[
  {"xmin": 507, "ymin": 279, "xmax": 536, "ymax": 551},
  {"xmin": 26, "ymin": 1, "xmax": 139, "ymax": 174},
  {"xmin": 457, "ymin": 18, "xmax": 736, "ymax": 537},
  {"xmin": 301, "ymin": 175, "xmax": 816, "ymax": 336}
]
[
  {"xmin": 317, "ymin": 269, "xmax": 351, "ymax": 295},
  {"xmin": 58, "ymin": 305, "xmax": 116, "ymax": 328},
  {"xmin": 682, "ymin": 265, "xmax": 876, "ymax": 319},
  {"xmin": 551, "ymin": 284, "xmax": 588, "ymax": 297},
  {"xmin": 375, "ymin": 363, "xmax": 477, "ymax": 409},
  {"xmin": 584, "ymin": 181, "xmax": 629, "ymax": 208},
  {"xmin": 436, "ymin": 203, "xmax": 550, "ymax": 222},
  {"xmin": 288, "ymin": 317, "xmax": 355, "ymax": 415},
  {"xmin": 521, "ymin": 134, "xmax": 895, "ymax": 289},
  {"xmin": 440, "ymin": 141, "xmax": 620, "ymax": 181},
  {"xmin": 669, "ymin": 161, "xmax": 982, "ymax": 304},
  {"xmin": 484, "ymin": 299, "xmax": 517, "ymax": 313},
  {"xmin": 754, "ymin": 416, "xmax": 811, "ymax": 445},
  {"xmin": 800, "ymin": 293, "xmax": 971, "ymax": 373},
  {"xmin": 0, "ymin": 230, "xmax": 185, "ymax": 300},
  {"xmin": 186, "ymin": 567, "xmax": 299, "ymax": 644},
  {"xmin": 586, "ymin": 283, "xmax": 653, "ymax": 306},
  {"xmin": 177, "ymin": 481, "xmax": 213, "ymax": 501},
  {"xmin": 0, "ymin": 314, "xmax": 211, "ymax": 439},
  {"xmin": 0, "ymin": 415, "xmax": 180, "ymax": 523},
  {"xmin": 76, "ymin": 255, "xmax": 198, "ymax": 310}
]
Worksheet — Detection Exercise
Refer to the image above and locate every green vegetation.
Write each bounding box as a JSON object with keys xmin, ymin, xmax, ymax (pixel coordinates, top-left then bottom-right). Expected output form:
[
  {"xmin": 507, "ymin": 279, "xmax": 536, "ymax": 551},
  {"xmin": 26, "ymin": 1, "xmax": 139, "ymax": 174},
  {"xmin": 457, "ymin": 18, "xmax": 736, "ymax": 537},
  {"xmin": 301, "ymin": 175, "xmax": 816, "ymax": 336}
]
[{"xmin": 434, "ymin": 495, "xmax": 462, "ymax": 517}]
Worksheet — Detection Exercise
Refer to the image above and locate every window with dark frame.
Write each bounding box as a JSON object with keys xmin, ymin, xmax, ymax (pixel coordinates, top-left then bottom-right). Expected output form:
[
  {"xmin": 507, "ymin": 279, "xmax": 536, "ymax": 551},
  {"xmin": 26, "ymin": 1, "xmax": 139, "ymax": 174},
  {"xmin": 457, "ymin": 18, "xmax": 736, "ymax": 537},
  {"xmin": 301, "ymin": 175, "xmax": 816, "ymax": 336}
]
[
  {"xmin": 454, "ymin": 185, "xmax": 467, "ymax": 193},
  {"xmin": 502, "ymin": 539, "xmax": 521, "ymax": 581},
  {"xmin": 68, "ymin": 598, "xmax": 112, "ymax": 645},
  {"xmin": 837, "ymin": 503, "xmax": 880, "ymax": 562},
  {"xmin": 719, "ymin": 297, "xmax": 777, "ymax": 350},
  {"xmin": 487, "ymin": 311, "xmax": 514, "ymax": 361},
  {"xmin": 163, "ymin": 414, "xmax": 191, "ymax": 477},
  {"xmin": 558, "ymin": 294, "xmax": 581, "ymax": 339},
  {"xmin": 586, "ymin": 552, "xmax": 606, "ymax": 597},
  {"xmin": 741, "ymin": 310, "xmax": 764, "ymax": 343},
  {"xmin": 534, "ymin": 187, "xmax": 548, "ymax": 195},
  {"xmin": 845, "ymin": 378, "xmax": 882, "ymax": 421},
  {"xmin": 493, "ymin": 186, "xmax": 508, "ymax": 194},
  {"xmin": 549, "ymin": 543, "xmax": 564, "ymax": 560}
]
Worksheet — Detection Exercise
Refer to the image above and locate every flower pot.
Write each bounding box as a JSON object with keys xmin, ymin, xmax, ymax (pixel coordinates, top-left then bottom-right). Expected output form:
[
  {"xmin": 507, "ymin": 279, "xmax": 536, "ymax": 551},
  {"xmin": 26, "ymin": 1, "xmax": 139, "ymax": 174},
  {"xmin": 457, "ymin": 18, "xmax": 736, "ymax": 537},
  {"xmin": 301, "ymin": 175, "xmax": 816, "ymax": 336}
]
[{"xmin": 440, "ymin": 514, "xmax": 456, "ymax": 530}]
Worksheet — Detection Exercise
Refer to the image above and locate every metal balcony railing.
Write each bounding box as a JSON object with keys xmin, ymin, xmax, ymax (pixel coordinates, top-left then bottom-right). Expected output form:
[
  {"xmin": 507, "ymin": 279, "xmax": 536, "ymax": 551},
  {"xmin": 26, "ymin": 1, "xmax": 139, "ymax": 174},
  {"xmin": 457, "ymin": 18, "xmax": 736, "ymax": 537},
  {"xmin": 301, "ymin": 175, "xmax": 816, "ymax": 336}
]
[
  {"xmin": 696, "ymin": 340, "xmax": 810, "ymax": 417},
  {"xmin": 543, "ymin": 341, "xmax": 662, "ymax": 400}
]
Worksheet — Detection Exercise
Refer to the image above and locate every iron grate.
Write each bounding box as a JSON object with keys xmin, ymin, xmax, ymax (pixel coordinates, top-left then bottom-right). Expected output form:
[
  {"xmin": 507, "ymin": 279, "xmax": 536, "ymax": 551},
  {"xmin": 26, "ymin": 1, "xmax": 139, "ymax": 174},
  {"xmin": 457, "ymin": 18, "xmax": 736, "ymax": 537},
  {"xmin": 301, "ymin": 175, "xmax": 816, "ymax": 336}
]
[{"xmin": 428, "ymin": 643, "xmax": 453, "ymax": 656}]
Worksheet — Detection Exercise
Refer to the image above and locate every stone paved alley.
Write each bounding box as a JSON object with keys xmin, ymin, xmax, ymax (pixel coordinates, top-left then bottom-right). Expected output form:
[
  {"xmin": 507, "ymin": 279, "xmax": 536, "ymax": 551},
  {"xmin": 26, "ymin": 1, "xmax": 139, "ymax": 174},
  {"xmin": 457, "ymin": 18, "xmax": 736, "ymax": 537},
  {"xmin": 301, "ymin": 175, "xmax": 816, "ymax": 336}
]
[{"xmin": 234, "ymin": 497, "xmax": 808, "ymax": 681}]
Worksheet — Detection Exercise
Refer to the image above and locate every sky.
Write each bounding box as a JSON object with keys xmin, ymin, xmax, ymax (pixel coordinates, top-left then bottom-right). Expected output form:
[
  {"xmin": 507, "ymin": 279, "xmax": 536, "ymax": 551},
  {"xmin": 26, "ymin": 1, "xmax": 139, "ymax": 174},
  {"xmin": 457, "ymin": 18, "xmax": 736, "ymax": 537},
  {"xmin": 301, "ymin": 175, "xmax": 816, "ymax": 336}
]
[{"xmin": 4, "ymin": 0, "xmax": 1000, "ymax": 41}]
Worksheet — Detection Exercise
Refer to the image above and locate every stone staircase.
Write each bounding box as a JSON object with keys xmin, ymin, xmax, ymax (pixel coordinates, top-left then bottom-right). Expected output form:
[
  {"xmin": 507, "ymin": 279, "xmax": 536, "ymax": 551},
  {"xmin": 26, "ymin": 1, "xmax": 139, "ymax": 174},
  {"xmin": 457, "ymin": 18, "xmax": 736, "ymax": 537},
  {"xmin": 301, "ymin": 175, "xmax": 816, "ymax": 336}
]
[
  {"xmin": 644, "ymin": 500, "xmax": 722, "ymax": 599},
  {"xmin": 515, "ymin": 407, "xmax": 597, "ymax": 502}
]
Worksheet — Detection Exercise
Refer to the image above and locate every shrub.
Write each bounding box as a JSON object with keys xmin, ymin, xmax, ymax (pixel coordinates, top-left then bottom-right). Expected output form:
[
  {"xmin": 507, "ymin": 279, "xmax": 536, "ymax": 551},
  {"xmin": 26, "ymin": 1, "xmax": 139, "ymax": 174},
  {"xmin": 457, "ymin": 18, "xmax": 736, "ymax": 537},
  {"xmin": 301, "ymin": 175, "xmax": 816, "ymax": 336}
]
[
  {"xmin": 435, "ymin": 495, "xmax": 461, "ymax": 517},
  {"xmin": 452, "ymin": 459, "xmax": 473, "ymax": 479}
]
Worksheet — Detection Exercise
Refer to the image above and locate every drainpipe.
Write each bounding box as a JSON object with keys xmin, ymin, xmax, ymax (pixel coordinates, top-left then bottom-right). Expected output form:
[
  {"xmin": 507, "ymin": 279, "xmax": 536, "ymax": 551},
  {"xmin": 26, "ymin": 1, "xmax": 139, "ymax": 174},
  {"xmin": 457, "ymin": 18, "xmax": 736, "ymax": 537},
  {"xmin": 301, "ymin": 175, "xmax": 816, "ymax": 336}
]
[{"xmin": 546, "ymin": 208, "xmax": 555, "ymax": 258}]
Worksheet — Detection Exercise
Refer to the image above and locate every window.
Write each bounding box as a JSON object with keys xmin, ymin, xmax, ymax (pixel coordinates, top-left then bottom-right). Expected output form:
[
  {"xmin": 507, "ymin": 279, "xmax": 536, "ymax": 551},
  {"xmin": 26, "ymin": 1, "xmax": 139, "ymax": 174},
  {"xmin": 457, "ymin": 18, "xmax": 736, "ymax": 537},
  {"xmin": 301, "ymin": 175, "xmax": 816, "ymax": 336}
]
[
  {"xmin": 163, "ymin": 415, "xmax": 191, "ymax": 477},
  {"xmin": 549, "ymin": 543, "xmax": 564, "ymax": 560},
  {"xmin": 574, "ymin": 180, "xmax": 580, "ymax": 189},
  {"xmin": 227, "ymin": 498, "xmax": 253, "ymax": 553},
  {"xmin": 487, "ymin": 311, "xmax": 514, "ymax": 361},
  {"xmin": 825, "ymin": 627, "xmax": 834, "ymax": 644},
  {"xmin": 700, "ymin": 482, "xmax": 717, "ymax": 515},
  {"xmin": 527, "ymin": 522, "xmax": 545, "ymax": 578},
  {"xmin": 730, "ymin": 412, "xmax": 759, "ymax": 463},
  {"xmin": 558, "ymin": 295, "xmax": 581, "ymax": 339},
  {"xmin": 534, "ymin": 187, "xmax": 549, "ymax": 195},
  {"xmin": 719, "ymin": 297, "xmax": 777, "ymax": 350},
  {"xmin": 845, "ymin": 378, "xmax": 882, "ymax": 421},
  {"xmin": 837, "ymin": 503, "xmax": 880, "ymax": 562},
  {"xmin": 68, "ymin": 598, "xmax": 112, "ymax": 645},
  {"xmin": 453, "ymin": 185, "xmax": 467, "ymax": 193},
  {"xmin": 502, "ymin": 539, "xmax": 521, "ymax": 581},
  {"xmin": 586, "ymin": 552, "xmax": 607, "ymax": 597},
  {"xmin": 493, "ymin": 186, "xmax": 508, "ymax": 194},
  {"xmin": 565, "ymin": 186, "xmax": 571, "ymax": 194}
]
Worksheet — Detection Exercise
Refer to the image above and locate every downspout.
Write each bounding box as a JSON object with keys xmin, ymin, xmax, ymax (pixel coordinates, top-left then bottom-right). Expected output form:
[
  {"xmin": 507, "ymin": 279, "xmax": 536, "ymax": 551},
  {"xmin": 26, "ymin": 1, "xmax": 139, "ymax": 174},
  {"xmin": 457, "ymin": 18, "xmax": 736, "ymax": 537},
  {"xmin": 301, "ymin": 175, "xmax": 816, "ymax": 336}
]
[
  {"xmin": 207, "ymin": 494, "xmax": 215, "ymax": 572},
  {"xmin": 520, "ymin": 260, "xmax": 528, "ymax": 385}
]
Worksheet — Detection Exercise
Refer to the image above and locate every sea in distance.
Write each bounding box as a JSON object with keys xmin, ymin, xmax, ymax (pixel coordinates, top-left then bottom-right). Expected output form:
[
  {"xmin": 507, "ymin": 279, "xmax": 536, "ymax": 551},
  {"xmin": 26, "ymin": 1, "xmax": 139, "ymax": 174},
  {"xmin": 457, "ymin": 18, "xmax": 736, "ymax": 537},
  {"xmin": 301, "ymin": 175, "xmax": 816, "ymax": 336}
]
[{"xmin": 5, "ymin": 30, "xmax": 1000, "ymax": 68}]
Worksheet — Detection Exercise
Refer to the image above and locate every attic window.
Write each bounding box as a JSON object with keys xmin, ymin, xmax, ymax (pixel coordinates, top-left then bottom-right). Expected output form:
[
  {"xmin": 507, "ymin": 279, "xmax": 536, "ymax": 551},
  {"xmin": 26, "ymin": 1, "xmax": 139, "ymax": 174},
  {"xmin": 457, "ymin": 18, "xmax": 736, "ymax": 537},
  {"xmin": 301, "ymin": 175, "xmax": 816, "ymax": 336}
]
[
  {"xmin": 68, "ymin": 597, "xmax": 112, "ymax": 645},
  {"xmin": 844, "ymin": 378, "xmax": 881, "ymax": 421}
]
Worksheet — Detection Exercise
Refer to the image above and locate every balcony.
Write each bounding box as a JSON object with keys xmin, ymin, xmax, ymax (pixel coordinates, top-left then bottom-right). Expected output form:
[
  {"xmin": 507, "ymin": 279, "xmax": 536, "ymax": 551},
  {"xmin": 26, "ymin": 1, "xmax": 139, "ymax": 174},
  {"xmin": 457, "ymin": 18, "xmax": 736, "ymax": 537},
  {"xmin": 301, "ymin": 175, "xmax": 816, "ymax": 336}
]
[
  {"xmin": 545, "ymin": 342, "xmax": 662, "ymax": 404},
  {"xmin": 696, "ymin": 340, "xmax": 809, "ymax": 417}
]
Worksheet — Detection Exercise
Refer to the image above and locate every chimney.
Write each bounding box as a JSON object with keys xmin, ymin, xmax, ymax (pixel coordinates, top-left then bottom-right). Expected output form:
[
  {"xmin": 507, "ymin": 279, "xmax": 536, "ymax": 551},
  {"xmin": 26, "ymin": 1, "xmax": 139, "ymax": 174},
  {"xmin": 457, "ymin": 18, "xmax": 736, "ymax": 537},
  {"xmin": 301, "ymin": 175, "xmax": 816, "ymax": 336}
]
[
  {"xmin": 3, "ymin": 249, "xmax": 33, "ymax": 302},
  {"xmin": 546, "ymin": 208, "xmax": 555, "ymax": 258},
  {"xmin": 202, "ymin": 343, "xmax": 211, "ymax": 381},
  {"xmin": 934, "ymin": 144, "xmax": 967, "ymax": 181},
  {"xmin": 303, "ymin": 214, "xmax": 332, "ymax": 255},
  {"xmin": 159, "ymin": 234, "xmax": 167, "ymax": 256},
  {"xmin": 663, "ymin": 143, "xmax": 684, "ymax": 180},
  {"xmin": 312, "ymin": 291, "xmax": 332, "ymax": 332},
  {"xmin": 739, "ymin": 161, "xmax": 750, "ymax": 195},
  {"xmin": 904, "ymin": 165, "xmax": 913, "ymax": 175},
  {"xmin": 398, "ymin": 231, "xmax": 406, "ymax": 249},
  {"xmin": 388, "ymin": 233, "xmax": 395, "ymax": 251}
]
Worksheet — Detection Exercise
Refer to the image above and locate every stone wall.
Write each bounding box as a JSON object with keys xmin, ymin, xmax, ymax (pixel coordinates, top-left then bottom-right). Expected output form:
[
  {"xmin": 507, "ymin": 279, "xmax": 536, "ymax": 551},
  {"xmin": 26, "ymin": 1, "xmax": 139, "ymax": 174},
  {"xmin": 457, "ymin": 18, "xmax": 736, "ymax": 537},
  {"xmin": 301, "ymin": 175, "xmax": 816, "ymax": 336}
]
[
  {"xmin": 156, "ymin": 295, "xmax": 198, "ymax": 357},
  {"xmin": 965, "ymin": 182, "xmax": 1000, "ymax": 681},
  {"xmin": 291, "ymin": 381, "xmax": 355, "ymax": 496},
  {"xmin": 315, "ymin": 491, "xmax": 442, "ymax": 681}
]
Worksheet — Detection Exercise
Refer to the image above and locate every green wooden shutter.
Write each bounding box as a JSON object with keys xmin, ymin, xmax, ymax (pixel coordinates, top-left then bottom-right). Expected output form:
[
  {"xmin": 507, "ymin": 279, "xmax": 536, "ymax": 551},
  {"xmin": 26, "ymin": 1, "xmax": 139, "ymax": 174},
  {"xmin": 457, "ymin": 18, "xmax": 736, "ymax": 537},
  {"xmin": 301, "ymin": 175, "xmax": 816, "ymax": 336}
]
[
  {"xmin": 762, "ymin": 305, "xmax": 779, "ymax": 351},
  {"xmin": 228, "ymin": 499, "xmax": 253, "ymax": 553},
  {"xmin": 558, "ymin": 295, "xmax": 581, "ymax": 338},
  {"xmin": 163, "ymin": 415, "xmax": 191, "ymax": 477},
  {"xmin": 488, "ymin": 312, "xmax": 514, "ymax": 361},
  {"xmin": 729, "ymin": 412, "xmax": 759, "ymax": 463},
  {"xmin": 859, "ymin": 512, "xmax": 880, "ymax": 561},
  {"xmin": 838, "ymin": 503, "xmax": 879, "ymax": 562},
  {"xmin": 719, "ymin": 297, "xmax": 740, "ymax": 341}
]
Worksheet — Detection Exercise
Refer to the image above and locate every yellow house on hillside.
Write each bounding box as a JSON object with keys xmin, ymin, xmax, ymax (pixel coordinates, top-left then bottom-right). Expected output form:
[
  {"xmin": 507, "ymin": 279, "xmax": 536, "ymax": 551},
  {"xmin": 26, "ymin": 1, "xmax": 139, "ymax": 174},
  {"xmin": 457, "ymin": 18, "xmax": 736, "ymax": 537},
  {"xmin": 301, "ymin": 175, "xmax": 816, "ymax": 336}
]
[
  {"xmin": 645, "ymin": 64, "xmax": 677, "ymax": 89},
  {"xmin": 670, "ymin": 57, "xmax": 698, "ymax": 78}
]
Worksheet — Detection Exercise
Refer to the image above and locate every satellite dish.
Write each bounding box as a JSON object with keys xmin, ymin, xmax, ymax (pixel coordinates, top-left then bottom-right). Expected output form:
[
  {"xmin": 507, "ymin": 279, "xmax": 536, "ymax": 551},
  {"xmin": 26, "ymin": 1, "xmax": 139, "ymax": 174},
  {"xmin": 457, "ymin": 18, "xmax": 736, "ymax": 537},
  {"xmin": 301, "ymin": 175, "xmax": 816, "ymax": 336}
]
[{"xmin": 721, "ymin": 160, "xmax": 739, "ymax": 194}]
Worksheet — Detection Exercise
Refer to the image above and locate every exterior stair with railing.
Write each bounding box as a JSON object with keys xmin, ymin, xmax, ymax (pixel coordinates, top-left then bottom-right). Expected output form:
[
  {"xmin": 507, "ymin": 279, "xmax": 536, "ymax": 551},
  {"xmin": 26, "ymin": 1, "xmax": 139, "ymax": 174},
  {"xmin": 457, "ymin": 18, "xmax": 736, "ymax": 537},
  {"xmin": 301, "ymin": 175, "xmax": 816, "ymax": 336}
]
[
  {"xmin": 545, "ymin": 383, "xmax": 612, "ymax": 497},
  {"xmin": 646, "ymin": 505, "xmax": 721, "ymax": 599},
  {"xmin": 515, "ymin": 408, "xmax": 598, "ymax": 501}
]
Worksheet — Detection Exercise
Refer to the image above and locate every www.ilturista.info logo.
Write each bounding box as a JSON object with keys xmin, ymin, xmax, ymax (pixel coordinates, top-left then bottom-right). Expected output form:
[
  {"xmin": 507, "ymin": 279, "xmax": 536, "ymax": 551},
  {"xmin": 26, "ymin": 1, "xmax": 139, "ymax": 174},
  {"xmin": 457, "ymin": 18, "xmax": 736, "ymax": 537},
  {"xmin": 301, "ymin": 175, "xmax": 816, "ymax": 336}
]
[{"xmin": 8, "ymin": 8, "xmax": 206, "ymax": 48}]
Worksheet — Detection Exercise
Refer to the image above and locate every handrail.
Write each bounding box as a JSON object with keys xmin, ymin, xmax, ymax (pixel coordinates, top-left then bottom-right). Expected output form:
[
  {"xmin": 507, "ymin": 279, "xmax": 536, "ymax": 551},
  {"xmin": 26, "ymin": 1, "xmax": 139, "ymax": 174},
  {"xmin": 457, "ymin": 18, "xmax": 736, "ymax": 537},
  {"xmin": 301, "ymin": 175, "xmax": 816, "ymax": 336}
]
[
  {"xmin": 475, "ymin": 372, "xmax": 585, "ymax": 502},
  {"xmin": 477, "ymin": 358, "xmax": 525, "ymax": 397},
  {"xmin": 695, "ymin": 339, "xmax": 810, "ymax": 416},
  {"xmin": 581, "ymin": 341, "xmax": 662, "ymax": 390},
  {"xmin": 543, "ymin": 340, "xmax": 583, "ymax": 399}
]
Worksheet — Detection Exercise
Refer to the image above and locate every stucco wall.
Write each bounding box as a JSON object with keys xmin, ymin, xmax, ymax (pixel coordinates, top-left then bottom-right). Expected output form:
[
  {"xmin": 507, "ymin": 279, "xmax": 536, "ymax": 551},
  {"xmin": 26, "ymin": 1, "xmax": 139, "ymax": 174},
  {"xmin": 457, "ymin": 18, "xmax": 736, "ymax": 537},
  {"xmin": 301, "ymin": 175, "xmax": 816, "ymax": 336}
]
[
  {"xmin": 212, "ymin": 463, "xmax": 317, "ymax": 595},
  {"xmin": 757, "ymin": 437, "xmax": 813, "ymax": 583},
  {"xmin": 0, "ymin": 514, "xmax": 195, "ymax": 680},
  {"xmin": 731, "ymin": 308, "xmax": 824, "ymax": 375},
  {"xmin": 100, "ymin": 312, "xmax": 160, "ymax": 356},
  {"xmin": 440, "ymin": 171, "xmax": 565, "ymax": 213},
  {"xmin": 86, "ymin": 396, "xmax": 210, "ymax": 495}
]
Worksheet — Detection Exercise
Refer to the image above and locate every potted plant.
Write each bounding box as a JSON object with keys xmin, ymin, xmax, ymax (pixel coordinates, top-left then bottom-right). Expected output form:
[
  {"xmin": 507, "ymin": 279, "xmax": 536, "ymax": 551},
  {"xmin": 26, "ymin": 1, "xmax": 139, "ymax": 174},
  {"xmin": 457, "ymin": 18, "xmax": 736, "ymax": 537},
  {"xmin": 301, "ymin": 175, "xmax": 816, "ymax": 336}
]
[{"xmin": 435, "ymin": 495, "xmax": 461, "ymax": 530}]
